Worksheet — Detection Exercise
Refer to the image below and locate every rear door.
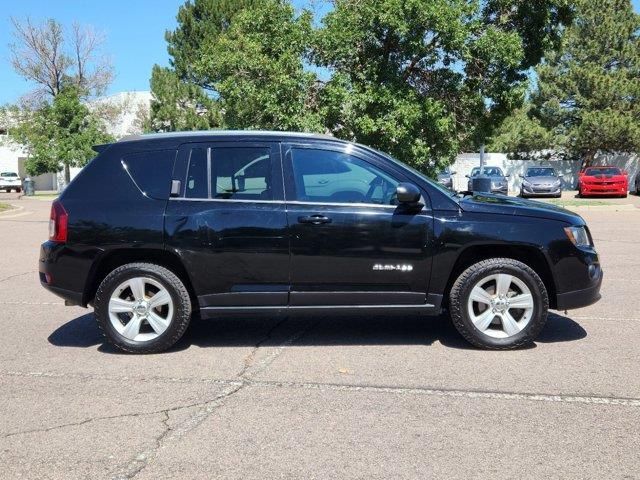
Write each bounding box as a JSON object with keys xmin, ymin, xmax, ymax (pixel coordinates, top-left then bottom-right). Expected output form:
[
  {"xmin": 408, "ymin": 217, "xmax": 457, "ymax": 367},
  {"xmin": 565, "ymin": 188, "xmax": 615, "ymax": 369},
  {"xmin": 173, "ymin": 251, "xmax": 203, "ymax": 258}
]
[
  {"xmin": 283, "ymin": 142, "xmax": 434, "ymax": 306},
  {"xmin": 164, "ymin": 141, "xmax": 290, "ymax": 308}
]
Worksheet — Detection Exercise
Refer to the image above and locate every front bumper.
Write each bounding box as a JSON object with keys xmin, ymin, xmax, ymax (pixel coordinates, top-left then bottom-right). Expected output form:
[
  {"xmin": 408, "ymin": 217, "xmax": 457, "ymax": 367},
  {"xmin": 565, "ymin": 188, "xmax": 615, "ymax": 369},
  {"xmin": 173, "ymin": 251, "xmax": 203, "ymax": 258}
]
[
  {"xmin": 522, "ymin": 186, "xmax": 562, "ymax": 197},
  {"xmin": 581, "ymin": 184, "xmax": 627, "ymax": 195},
  {"xmin": 556, "ymin": 268, "xmax": 603, "ymax": 310}
]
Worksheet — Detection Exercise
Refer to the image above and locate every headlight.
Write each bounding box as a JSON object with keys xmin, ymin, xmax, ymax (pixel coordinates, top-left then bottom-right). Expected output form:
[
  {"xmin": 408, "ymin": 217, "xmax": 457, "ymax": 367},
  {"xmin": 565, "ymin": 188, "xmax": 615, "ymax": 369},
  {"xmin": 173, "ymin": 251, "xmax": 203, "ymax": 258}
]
[
  {"xmin": 522, "ymin": 180, "xmax": 531, "ymax": 187},
  {"xmin": 564, "ymin": 226, "xmax": 591, "ymax": 247}
]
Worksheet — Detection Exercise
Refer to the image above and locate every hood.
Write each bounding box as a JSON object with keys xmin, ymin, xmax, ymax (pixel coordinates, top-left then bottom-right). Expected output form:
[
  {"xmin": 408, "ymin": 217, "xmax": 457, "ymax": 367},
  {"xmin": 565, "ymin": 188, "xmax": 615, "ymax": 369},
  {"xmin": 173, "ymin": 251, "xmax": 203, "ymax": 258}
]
[
  {"xmin": 525, "ymin": 175, "xmax": 560, "ymax": 185},
  {"xmin": 460, "ymin": 193, "xmax": 583, "ymax": 224}
]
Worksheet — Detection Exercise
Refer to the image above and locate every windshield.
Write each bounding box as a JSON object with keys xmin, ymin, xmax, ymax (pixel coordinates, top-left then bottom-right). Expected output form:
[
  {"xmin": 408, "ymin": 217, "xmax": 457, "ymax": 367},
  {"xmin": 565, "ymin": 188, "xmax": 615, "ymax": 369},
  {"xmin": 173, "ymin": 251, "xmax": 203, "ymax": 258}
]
[
  {"xmin": 1, "ymin": 172, "xmax": 18, "ymax": 177},
  {"xmin": 585, "ymin": 167, "xmax": 621, "ymax": 176},
  {"xmin": 470, "ymin": 167, "xmax": 504, "ymax": 177},
  {"xmin": 526, "ymin": 168, "xmax": 556, "ymax": 177}
]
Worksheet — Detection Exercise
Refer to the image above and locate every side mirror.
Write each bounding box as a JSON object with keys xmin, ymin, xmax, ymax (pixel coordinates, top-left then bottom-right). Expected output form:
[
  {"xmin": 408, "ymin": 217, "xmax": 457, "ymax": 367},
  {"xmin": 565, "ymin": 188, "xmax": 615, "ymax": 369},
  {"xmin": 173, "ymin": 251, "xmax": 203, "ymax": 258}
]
[
  {"xmin": 396, "ymin": 183, "xmax": 421, "ymax": 204},
  {"xmin": 505, "ymin": 174, "xmax": 511, "ymax": 178},
  {"xmin": 519, "ymin": 174, "xmax": 524, "ymax": 178},
  {"xmin": 558, "ymin": 174, "xmax": 564, "ymax": 177},
  {"xmin": 450, "ymin": 171, "xmax": 457, "ymax": 175},
  {"xmin": 465, "ymin": 174, "xmax": 470, "ymax": 178}
]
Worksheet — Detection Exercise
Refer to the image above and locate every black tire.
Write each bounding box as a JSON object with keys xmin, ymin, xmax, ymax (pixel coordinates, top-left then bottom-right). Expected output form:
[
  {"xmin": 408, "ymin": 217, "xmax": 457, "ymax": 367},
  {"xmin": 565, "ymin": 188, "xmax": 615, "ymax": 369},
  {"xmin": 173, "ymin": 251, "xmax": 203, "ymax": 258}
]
[
  {"xmin": 449, "ymin": 258, "xmax": 549, "ymax": 349},
  {"xmin": 94, "ymin": 262, "xmax": 192, "ymax": 353},
  {"xmin": 4, "ymin": 189, "xmax": 9, "ymax": 193},
  {"xmin": 15, "ymin": 188, "xmax": 22, "ymax": 193}
]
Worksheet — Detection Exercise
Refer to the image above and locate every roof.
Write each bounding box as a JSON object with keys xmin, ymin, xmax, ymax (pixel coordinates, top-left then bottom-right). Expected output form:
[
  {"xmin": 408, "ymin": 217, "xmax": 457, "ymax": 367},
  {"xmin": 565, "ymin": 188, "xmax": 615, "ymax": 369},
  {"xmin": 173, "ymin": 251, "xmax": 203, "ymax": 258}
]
[{"xmin": 117, "ymin": 130, "xmax": 341, "ymax": 144}]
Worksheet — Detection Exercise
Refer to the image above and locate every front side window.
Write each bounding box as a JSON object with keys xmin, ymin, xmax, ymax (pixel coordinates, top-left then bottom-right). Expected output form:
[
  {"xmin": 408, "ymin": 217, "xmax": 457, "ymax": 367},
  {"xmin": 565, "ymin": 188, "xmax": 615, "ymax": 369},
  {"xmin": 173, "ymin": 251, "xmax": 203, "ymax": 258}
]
[
  {"xmin": 290, "ymin": 148, "xmax": 400, "ymax": 205},
  {"xmin": 211, "ymin": 147, "xmax": 272, "ymax": 200}
]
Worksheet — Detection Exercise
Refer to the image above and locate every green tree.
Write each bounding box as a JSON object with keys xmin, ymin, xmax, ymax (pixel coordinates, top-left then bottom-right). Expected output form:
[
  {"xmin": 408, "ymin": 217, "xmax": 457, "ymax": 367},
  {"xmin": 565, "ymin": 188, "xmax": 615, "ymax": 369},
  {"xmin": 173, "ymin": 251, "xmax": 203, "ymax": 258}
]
[
  {"xmin": 315, "ymin": 0, "xmax": 572, "ymax": 174},
  {"xmin": 147, "ymin": 65, "xmax": 222, "ymax": 132},
  {"xmin": 150, "ymin": 0, "xmax": 322, "ymax": 132},
  {"xmin": 9, "ymin": 87, "xmax": 113, "ymax": 181},
  {"xmin": 496, "ymin": 0, "xmax": 640, "ymax": 167}
]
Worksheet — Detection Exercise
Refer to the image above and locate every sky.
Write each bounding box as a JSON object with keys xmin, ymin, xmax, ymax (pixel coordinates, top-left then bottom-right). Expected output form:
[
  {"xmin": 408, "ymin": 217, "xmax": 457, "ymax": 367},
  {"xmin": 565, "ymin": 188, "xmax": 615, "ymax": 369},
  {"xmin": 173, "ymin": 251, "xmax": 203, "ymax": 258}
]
[{"xmin": 0, "ymin": 0, "xmax": 638, "ymax": 105}]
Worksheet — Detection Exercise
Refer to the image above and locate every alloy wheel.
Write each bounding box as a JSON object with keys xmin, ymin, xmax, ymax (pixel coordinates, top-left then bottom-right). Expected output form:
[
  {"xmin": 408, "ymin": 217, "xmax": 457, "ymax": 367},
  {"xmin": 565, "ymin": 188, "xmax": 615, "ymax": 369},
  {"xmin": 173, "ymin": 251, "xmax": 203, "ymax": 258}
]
[
  {"xmin": 108, "ymin": 277, "xmax": 174, "ymax": 342},
  {"xmin": 467, "ymin": 273, "xmax": 534, "ymax": 339}
]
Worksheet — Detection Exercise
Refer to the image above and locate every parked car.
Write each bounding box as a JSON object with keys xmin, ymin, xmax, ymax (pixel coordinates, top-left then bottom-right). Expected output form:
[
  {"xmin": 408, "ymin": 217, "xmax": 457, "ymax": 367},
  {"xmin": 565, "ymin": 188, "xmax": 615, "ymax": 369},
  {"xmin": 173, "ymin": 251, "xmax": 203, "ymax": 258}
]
[
  {"xmin": 519, "ymin": 167, "xmax": 562, "ymax": 198},
  {"xmin": 40, "ymin": 131, "xmax": 602, "ymax": 353},
  {"xmin": 578, "ymin": 166, "xmax": 628, "ymax": 198},
  {"xmin": 466, "ymin": 166, "xmax": 509, "ymax": 194},
  {"xmin": 437, "ymin": 167, "xmax": 456, "ymax": 190},
  {"xmin": 634, "ymin": 172, "xmax": 640, "ymax": 195},
  {"xmin": 0, "ymin": 172, "xmax": 22, "ymax": 192}
]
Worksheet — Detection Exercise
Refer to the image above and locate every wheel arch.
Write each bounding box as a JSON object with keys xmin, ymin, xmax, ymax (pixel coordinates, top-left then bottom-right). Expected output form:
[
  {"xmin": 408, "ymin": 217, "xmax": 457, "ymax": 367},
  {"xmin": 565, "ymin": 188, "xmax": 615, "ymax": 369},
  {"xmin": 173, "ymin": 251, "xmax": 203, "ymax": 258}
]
[
  {"xmin": 443, "ymin": 244, "xmax": 558, "ymax": 310},
  {"xmin": 83, "ymin": 248, "xmax": 197, "ymax": 309}
]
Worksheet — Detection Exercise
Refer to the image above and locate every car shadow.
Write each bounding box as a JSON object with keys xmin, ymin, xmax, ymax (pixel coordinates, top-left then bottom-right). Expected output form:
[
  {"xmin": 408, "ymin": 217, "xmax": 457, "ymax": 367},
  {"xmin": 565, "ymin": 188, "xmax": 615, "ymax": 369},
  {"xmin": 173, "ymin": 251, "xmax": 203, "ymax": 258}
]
[{"xmin": 48, "ymin": 310, "xmax": 587, "ymax": 354}]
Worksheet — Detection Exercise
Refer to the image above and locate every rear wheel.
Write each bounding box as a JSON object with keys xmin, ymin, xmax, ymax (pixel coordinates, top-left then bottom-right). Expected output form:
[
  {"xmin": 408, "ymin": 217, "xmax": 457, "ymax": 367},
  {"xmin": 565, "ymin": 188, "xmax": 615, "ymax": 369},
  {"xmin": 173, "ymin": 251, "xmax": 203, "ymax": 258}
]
[
  {"xmin": 15, "ymin": 188, "xmax": 22, "ymax": 193},
  {"xmin": 94, "ymin": 263, "xmax": 192, "ymax": 353},
  {"xmin": 449, "ymin": 258, "xmax": 548, "ymax": 349}
]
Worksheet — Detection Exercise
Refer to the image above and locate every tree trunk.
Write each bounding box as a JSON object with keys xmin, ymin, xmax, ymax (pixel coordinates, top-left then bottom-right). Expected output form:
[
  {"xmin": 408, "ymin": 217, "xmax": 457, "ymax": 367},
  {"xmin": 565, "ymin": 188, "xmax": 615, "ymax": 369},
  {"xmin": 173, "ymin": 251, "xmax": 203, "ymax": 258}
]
[
  {"xmin": 581, "ymin": 150, "xmax": 596, "ymax": 171},
  {"xmin": 64, "ymin": 163, "xmax": 71, "ymax": 186}
]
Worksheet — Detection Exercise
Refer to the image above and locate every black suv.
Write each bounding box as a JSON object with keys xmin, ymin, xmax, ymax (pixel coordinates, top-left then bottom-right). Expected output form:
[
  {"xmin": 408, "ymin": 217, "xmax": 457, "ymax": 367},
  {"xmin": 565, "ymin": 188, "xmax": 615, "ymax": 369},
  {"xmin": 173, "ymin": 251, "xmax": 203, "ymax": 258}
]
[{"xmin": 40, "ymin": 131, "xmax": 602, "ymax": 353}]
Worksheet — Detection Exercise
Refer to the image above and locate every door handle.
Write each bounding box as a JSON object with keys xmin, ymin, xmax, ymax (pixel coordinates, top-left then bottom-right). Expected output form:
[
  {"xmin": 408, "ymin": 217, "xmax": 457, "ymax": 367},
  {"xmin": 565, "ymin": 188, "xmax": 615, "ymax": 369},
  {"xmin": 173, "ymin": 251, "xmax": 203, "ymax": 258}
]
[{"xmin": 298, "ymin": 214, "xmax": 332, "ymax": 225}]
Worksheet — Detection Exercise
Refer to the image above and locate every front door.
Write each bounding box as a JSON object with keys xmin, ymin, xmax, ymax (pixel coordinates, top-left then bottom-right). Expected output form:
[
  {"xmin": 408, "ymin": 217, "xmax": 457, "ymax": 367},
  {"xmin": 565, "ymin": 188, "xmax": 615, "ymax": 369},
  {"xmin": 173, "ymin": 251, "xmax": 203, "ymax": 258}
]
[
  {"xmin": 165, "ymin": 141, "xmax": 289, "ymax": 308},
  {"xmin": 282, "ymin": 143, "xmax": 434, "ymax": 306}
]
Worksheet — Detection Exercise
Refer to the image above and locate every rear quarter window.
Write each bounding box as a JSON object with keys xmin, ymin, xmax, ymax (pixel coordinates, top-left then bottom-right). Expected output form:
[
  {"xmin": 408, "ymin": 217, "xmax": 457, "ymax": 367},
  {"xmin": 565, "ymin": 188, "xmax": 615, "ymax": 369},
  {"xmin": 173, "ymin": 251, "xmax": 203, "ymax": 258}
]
[{"xmin": 122, "ymin": 150, "xmax": 177, "ymax": 200}]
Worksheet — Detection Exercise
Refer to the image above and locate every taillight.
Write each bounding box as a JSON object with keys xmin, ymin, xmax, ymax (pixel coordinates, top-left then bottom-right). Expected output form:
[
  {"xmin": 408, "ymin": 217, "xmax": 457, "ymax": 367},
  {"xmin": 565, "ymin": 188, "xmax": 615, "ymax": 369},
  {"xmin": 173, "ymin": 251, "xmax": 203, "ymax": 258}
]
[{"xmin": 49, "ymin": 200, "xmax": 68, "ymax": 243}]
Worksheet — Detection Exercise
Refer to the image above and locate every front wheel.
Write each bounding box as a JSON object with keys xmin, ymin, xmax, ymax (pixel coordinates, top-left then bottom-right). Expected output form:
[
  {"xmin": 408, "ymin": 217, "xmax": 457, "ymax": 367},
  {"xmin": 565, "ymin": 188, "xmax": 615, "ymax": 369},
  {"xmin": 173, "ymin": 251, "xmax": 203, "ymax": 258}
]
[
  {"xmin": 94, "ymin": 263, "xmax": 192, "ymax": 353},
  {"xmin": 449, "ymin": 258, "xmax": 548, "ymax": 349}
]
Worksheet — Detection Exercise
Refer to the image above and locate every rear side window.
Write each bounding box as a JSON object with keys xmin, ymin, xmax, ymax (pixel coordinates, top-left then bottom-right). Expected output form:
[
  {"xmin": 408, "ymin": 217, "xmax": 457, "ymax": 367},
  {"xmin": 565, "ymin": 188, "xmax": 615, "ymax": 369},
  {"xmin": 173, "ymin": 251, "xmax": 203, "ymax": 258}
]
[
  {"xmin": 123, "ymin": 150, "xmax": 177, "ymax": 200},
  {"xmin": 211, "ymin": 147, "xmax": 272, "ymax": 200}
]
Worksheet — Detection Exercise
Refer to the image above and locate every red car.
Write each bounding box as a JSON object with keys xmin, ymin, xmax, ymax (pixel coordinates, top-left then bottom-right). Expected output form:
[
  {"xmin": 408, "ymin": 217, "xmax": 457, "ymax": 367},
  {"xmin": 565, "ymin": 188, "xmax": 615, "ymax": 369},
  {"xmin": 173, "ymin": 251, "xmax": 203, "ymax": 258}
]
[{"xmin": 578, "ymin": 166, "xmax": 628, "ymax": 198}]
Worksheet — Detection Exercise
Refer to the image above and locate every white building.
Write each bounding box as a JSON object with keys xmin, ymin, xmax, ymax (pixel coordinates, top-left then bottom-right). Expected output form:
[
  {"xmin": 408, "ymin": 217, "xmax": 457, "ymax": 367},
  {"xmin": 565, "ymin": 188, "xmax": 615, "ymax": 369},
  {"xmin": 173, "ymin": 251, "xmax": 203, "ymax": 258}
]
[{"xmin": 0, "ymin": 91, "xmax": 151, "ymax": 191}]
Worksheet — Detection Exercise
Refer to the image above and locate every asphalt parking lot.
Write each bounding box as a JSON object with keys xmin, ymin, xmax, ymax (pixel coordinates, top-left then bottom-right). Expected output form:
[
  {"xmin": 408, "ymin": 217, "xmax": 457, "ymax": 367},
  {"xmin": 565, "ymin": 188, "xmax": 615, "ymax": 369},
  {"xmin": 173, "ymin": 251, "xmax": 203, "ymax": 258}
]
[{"xmin": 1, "ymin": 192, "xmax": 639, "ymax": 479}]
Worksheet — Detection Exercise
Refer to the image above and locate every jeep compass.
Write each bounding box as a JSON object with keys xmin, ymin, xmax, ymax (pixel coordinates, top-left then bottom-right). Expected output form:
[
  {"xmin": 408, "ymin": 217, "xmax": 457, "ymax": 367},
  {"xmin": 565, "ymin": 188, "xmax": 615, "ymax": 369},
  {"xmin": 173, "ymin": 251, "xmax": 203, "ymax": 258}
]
[{"xmin": 40, "ymin": 131, "xmax": 602, "ymax": 353}]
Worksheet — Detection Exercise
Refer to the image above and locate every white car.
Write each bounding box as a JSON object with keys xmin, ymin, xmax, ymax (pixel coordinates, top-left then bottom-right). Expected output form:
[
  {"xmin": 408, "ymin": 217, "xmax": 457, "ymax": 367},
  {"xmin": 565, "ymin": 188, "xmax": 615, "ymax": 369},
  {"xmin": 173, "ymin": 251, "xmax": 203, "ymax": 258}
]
[{"xmin": 0, "ymin": 172, "xmax": 22, "ymax": 192}]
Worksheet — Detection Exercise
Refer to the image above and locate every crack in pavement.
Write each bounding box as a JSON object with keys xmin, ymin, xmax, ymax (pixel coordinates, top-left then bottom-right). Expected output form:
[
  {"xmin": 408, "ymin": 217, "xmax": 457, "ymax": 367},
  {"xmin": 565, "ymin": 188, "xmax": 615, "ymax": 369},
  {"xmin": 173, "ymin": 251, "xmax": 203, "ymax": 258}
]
[
  {"xmin": 108, "ymin": 316, "xmax": 318, "ymax": 480},
  {"xmin": 249, "ymin": 380, "xmax": 640, "ymax": 408},
  {"xmin": 0, "ymin": 270, "xmax": 36, "ymax": 284}
]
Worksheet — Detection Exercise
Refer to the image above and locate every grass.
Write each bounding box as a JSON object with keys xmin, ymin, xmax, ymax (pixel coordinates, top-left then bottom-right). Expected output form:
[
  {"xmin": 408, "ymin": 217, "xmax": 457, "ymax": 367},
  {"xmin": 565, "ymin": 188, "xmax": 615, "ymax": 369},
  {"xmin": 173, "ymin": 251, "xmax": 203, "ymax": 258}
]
[
  {"xmin": 0, "ymin": 202, "xmax": 12, "ymax": 212},
  {"xmin": 546, "ymin": 199, "xmax": 615, "ymax": 207},
  {"xmin": 30, "ymin": 191, "xmax": 59, "ymax": 200}
]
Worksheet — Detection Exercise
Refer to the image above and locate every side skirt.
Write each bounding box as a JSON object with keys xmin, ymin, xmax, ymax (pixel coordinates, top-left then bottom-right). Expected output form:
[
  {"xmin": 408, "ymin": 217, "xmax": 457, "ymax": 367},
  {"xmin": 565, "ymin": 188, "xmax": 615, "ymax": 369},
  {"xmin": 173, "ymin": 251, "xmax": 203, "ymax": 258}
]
[{"xmin": 198, "ymin": 302, "xmax": 442, "ymax": 319}]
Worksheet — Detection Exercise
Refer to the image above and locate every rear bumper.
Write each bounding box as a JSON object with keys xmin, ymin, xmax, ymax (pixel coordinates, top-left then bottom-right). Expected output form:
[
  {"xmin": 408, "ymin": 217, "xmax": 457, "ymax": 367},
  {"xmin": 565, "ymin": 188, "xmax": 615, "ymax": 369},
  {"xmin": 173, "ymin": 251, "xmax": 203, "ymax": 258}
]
[
  {"xmin": 39, "ymin": 241, "xmax": 91, "ymax": 307},
  {"xmin": 555, "ymin": 267, "xmax": 603, "ymax": 310}
]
